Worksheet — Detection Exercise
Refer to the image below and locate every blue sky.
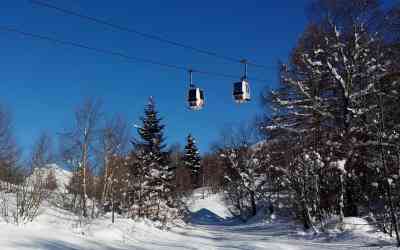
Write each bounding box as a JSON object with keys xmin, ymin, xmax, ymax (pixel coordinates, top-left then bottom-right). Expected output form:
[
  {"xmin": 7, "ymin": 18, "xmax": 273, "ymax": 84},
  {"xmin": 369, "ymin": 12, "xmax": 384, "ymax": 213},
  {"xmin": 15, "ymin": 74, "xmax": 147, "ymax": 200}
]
[{"xmin": 0, "ymin": 0, "xmax": 309, "ymax": 156}]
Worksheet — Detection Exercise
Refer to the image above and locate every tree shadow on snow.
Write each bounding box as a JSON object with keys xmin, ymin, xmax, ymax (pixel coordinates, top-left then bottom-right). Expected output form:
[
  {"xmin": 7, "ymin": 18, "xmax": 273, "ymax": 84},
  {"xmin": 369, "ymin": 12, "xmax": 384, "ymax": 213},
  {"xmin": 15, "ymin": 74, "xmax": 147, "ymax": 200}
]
[
  {"xmin": 13, "ymin": 239, "xmax": 129, "ymax": 250},
  {"xmin": 14, "ymin": 240, "xmax": 81, "ymax": 250},
  {"xmin": 190, "ymin": 208, "xmax": 238, "ymax": 226}
]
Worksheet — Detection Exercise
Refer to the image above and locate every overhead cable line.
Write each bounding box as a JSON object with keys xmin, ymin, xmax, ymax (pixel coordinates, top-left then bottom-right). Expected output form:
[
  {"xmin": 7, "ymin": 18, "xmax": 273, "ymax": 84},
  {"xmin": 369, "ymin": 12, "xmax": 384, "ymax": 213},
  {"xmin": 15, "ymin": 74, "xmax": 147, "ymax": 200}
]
[
  {"xmin": 29, "ymin": 0, "xmax": 275, "ymax": 70},
  {"xmin": 0, "ymin": 25, "xmax": 270, "ymax": 82}
]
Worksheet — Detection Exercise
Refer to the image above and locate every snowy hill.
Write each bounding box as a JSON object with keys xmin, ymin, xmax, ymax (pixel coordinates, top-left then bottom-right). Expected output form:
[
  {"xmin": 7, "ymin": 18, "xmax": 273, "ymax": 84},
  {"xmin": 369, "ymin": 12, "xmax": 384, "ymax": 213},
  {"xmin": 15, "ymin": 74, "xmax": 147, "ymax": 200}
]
[{"xmin": 31, "ymin": 164, "xmax": 72, "ymax": 193}]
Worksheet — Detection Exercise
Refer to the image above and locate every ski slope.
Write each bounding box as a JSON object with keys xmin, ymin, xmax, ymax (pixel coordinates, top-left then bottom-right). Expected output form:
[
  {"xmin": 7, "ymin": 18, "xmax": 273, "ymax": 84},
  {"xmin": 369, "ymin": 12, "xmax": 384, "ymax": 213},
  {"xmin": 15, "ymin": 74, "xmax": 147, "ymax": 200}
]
[{"xmin": 0, "ymin": 187, "xmax": 396, "ymax": 249}]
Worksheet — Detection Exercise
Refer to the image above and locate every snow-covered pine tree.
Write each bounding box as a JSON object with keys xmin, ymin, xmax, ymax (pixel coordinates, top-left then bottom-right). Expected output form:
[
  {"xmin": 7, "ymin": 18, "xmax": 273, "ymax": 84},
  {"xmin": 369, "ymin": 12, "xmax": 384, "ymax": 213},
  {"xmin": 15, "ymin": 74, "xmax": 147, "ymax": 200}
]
[
  {"xmin": 134, "ymin": 97, "xmax": 176, "ymax": 220},
  {"xmin": 182, "ymin": 134, "xmax": 201, "ymax": 187}
]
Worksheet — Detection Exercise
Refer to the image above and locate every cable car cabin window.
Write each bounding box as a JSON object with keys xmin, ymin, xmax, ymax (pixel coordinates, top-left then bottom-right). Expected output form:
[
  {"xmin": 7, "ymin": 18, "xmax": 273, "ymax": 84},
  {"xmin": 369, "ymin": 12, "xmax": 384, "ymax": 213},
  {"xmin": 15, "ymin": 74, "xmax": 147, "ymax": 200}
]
[
  {"xmin": 188, "ymin": 89, "xmax": 197, "ymax": 102},
  {"xmin": 234, "ymin": 82, "xmax": 243, "ymax": 94}
]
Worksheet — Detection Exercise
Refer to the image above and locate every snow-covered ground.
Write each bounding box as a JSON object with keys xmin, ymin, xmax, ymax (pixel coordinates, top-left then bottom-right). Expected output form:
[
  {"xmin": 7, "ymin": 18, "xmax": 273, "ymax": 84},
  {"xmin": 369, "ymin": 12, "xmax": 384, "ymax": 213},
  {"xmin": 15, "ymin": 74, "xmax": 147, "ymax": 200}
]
[{"xmin": 0, "ymin": 173, "xmax": 397, "ymax": 249}]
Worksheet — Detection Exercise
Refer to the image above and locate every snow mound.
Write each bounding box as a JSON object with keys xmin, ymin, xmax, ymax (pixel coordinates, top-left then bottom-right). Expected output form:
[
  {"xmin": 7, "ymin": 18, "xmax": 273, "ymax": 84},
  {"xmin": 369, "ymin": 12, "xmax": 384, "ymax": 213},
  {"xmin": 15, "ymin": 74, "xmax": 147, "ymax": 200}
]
[
  {"xmin": 324, "ymin": 216, "xmax": 376, "ymax": 233},
  {"xmin": 342, "ymin": 217, "xmax": 375, "ymax": 232},
  {"xmin": 188, "ymin": 189, "xmax": 232, "ymax": 220},
  {"xmin": 186, "ymin": 188, "xmax": 242, "ymax": 226}
]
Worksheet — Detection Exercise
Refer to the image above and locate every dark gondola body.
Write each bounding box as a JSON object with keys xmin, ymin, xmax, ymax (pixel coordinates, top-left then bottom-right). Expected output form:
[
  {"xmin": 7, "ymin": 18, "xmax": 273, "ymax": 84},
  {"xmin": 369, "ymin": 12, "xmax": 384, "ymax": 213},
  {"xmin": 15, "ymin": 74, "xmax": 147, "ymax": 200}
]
[
  {"xmin": 188, "ymin": 87, "xmax": 204, "ymax": 110},
  {"xmin": 233, "ymin": 79, "xmax": 250, "ymax": 103}
]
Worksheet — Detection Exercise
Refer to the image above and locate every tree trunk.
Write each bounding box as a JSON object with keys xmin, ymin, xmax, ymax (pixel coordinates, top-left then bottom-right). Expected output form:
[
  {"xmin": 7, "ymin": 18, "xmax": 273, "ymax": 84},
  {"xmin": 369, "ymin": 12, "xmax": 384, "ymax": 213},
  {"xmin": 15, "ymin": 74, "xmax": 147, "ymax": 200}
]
[
  {"xmin": 111, "ymin": 188, "xmax": 115, "ymax": 224},
  {"xmin": 344, "ymin": 185, "xmax": 358, "ymax": 217},
  {"xmin": 101, "ymin": 155, "xmax": 109, "ymax": 208},
  {"xmin": 82, "ymin": 164, "xmax": 87, "ymax": 218},
  {"xmin": 250, "ymin": 191, "xmax": 257, "ymax": 217},
  {"xmin": 81, "ymin": 139, "xmax": 88, "ymax": 218},
  {"xmin": 338, "ymin": 173, "xmax": 345, "ymax": 230},
  {"xmin": 91, "ymin": 197, "xmax": 95, "ymax": 219},
  {"xmin": 302, "ymin": 200, "xmax": 316, "ymax": 232}
]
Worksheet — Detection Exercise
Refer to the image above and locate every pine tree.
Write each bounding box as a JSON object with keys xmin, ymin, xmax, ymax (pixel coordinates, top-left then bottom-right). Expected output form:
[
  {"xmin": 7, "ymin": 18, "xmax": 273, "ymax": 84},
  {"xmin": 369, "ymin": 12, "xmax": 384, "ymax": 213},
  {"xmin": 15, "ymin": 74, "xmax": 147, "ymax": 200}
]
[
  {"xmin": 138, "ymin": 97, "xmax": 166, "ymax": 152},
  {"xmin": 134, "ymin": 97, "xmax": 175, "ymax": 219},
  {"xmin": 182, "ymin": 134, "xmax": 201, "ymax": 187}
]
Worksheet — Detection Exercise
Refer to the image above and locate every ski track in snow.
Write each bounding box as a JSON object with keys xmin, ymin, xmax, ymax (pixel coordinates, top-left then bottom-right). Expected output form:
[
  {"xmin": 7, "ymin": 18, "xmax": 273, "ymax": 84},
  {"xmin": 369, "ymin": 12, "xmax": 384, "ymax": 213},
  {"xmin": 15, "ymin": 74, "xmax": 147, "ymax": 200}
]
[{"xmin": 0, "ymin": 187, "xmax": 396, "ymax": 249}]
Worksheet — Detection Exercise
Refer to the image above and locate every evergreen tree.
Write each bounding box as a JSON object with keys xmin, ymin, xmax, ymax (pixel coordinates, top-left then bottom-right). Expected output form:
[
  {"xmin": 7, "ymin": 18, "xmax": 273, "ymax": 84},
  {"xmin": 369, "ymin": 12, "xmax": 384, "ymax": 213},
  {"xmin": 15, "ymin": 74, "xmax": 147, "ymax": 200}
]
[
  {"xmin": 182, "ymin": 134, "xmax": 201, "ymax": 187},
  {"xmin": 134, "ymin": 97, "xmax": 175, "ymax": 219},
  {"xmin": 138, "ymin": 97, "xmax": 166, "ymax": 152}
]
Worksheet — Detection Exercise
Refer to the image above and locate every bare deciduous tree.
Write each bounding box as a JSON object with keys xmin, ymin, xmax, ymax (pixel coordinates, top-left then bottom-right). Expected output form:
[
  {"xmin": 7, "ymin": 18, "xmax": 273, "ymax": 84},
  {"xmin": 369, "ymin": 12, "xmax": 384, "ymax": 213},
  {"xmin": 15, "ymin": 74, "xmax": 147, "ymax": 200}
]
[
  {"xmin": 0, "ymin": 104, "xmax": 20, "ymax": 186},
  {"xmin": 61, "ymin": 98, "xmax": 102, "ymax": 218},
  {"xmin": 30, "ymin": 132, "xmax": 54, "ymax": 171},
  {"xmin": 99, "ymin": 115, "xmax": 129, "ymax": 222}
]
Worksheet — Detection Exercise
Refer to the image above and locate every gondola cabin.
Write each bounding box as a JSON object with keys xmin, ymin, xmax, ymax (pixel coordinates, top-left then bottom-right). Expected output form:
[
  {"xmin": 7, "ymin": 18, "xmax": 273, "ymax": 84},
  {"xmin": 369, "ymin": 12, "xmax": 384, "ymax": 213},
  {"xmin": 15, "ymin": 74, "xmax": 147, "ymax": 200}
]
[
  {"xmin": 188, "ymin": 87, "xmax": 204, "ymax": 110},
  {"xmin": 233, "ymin": 79, "xmax": 250, "ymax": 103}
]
